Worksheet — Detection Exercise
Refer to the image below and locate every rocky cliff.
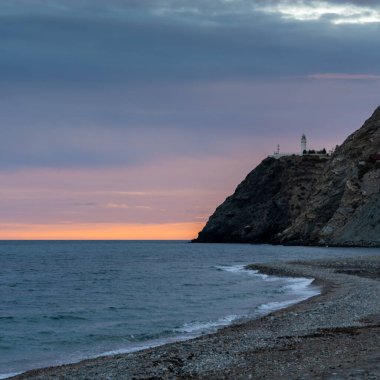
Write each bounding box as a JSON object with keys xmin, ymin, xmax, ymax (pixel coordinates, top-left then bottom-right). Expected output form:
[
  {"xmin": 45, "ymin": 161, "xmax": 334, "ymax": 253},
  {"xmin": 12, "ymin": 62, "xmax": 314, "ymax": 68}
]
[{"xmin": 194, "ymin": 107, "xmax": 380, "ymax": 247}]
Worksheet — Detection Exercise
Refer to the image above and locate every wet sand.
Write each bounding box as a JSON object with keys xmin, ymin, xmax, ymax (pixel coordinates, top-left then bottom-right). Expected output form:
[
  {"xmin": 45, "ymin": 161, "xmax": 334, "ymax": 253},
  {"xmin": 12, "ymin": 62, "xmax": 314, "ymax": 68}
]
[{"xmin": 11, "ymin": 255, "xmax": 380, "ymax": 379}]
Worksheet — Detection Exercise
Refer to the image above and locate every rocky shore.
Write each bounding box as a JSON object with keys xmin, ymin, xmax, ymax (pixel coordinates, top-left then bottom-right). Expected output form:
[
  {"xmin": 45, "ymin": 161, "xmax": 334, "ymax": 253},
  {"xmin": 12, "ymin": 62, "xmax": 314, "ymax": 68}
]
[{"xmin": 11, "ymin": 255, "xmax": 380, "ymax": 379}]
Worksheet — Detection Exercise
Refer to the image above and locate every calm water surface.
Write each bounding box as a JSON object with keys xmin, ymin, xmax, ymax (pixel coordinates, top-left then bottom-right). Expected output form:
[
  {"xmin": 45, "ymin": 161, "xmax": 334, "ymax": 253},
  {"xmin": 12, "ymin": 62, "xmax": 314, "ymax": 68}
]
[{"xmin": 0, "ymin": 241, "xmax": 377, "ymax": 377}]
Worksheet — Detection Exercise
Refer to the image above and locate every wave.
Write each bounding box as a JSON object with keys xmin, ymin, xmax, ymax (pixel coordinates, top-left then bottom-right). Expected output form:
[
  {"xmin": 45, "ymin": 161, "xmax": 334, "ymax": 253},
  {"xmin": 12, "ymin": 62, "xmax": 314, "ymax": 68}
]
[
  {"xmin": 257, "ymin": 299, "xmax": 303, "ymax": 313},
  {"xmin": 98, "ymin": 277, "xmax": 319, "ymax": 359},
  {"xmin": 0, "ymin": 317, "xmax": 14, "ymax": 321},
  {"xmin": 215, "ymin": 264, "xmax": 247, "ymax": 273},
  {"xmin": 215, "ymin": 264, "xmax": 279, "ymax": 281},
  {"xmin": 257, "ymin": 278, "xmax": 319, "ymax": 315},
  {"xmin": 96, "ymin": 316, "xmax": 241, "ymax": 358},
  {"xmin": 215, "ymin": 263, "xmax": 320, "ymax": 316},
  {"xmin": 48, "ymin": 314, "xmax": 88, "ymax": 321},
  {"xmin": 98, "ymin": 332, "xmax": 196, "ymax": 357},
  {"xmin": 175, "ymin": 314, "xmax": 239, "ymax": 333},
  {"xmin": 282, "ymin": 277, "xmax": 314, "ymax": 290}
]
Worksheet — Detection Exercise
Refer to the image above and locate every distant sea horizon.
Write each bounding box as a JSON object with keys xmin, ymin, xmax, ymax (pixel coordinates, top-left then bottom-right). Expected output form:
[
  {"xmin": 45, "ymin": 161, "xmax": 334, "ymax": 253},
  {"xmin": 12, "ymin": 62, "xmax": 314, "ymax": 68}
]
[{"xmin": 0, "ymin": 241, "xmax": 376, "ymax": 378}]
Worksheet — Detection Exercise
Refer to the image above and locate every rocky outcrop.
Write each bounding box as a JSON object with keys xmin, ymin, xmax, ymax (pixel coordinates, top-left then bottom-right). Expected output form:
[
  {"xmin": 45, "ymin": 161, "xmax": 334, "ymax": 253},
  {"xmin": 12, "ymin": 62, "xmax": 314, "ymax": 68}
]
[
  {"xmin": 194, "ymin": 106, "xmax": 380, "ymax": 247},
  {"xmin": 194, "ymin": 155, "xmax": 329, "ymax": 243}
]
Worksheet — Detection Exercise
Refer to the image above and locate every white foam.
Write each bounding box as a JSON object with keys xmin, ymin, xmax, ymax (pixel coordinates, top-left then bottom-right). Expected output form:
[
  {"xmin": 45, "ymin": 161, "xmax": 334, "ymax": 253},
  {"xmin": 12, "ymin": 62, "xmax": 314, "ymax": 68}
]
[
  {"xmin": 215, "ymin": 264, "xmax": 270, "ymax": 279},
  {"xmin": 216, "ymin": 263, "xmax": 320, "ymax": 319},
  {"xmin": 257, "ymin": 278, "xmax": 320, "ymax": 315},
  {"xmin": 282, "ymin": 277, "xmax": 314, "ymax": 292},
  {"xmin": 100, "ymin": 315, "xmax": 241, "ymax": 358},
  {"xmin": 257, "ymin": 299, "xmax": 299, "ymax": 313},
  {"xmin": 215, "ymin": 264, "xmax": 280, "ymax": 281},
  {"xmin": 176, "ymin": 314, "xmax": 239, "ymax": 333},
  {"xmin": 215, "ymin": 264, "xmax": 247, "ymax": 273}
]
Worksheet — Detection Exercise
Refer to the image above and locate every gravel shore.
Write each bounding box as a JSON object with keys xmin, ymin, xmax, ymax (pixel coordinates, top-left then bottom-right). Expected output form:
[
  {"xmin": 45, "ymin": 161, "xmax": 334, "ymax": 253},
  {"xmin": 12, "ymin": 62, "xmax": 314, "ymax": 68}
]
[{"xmin": 10, "ymin": 255, "xmax": 380, "ymax": 379}]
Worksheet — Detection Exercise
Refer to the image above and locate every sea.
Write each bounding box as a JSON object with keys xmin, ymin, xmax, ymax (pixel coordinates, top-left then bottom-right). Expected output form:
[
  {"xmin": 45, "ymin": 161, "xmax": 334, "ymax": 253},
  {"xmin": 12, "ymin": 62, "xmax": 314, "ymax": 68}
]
[{"xmin": 0, "ymin": 240, "xmax": 377, "ymax": 378}]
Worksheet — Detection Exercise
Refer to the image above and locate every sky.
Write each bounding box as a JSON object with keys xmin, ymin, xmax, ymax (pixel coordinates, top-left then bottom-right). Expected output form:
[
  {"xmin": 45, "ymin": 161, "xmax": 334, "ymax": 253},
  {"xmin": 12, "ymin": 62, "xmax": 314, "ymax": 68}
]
[{"xmin": 1, "ymin": 0, "xmax": 380, "ymax": 239}]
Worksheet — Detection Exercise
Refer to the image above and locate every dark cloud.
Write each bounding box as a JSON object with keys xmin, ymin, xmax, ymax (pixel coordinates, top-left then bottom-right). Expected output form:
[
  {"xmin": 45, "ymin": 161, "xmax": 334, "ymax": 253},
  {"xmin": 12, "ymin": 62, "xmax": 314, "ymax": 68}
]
[
  {"xmin": 0, "ymin": 0, "xmax": 380, "ymax": 169},
  {"xmin": 1, "ymin": 0, "xmax": 379, "ymax": 85}
]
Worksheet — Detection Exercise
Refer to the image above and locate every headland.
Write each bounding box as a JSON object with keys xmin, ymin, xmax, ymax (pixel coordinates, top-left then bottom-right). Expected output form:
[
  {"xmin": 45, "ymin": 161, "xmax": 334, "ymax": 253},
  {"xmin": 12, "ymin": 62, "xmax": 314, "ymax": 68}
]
[{"xmin": 193, "ymin": 106, "xmax": 380, "ymax": 247}]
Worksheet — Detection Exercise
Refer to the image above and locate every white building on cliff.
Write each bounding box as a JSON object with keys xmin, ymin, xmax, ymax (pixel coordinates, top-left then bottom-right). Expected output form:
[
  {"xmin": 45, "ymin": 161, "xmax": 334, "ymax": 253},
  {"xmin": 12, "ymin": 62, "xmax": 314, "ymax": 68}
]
[
  {"xmin": 301, "ymin": 134, "xmax": 307, "ymax": 154},
  {"xmin": 269, "ymin": 134, "xmax": 326, "ymax": 159}
]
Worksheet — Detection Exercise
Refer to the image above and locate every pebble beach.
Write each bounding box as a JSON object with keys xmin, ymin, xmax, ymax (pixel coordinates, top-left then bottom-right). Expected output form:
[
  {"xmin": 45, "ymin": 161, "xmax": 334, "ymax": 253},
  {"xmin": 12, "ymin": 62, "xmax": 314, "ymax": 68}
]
[{"xmin": 10, "ymin": 255, "xmax": 380, "ymax": 379}]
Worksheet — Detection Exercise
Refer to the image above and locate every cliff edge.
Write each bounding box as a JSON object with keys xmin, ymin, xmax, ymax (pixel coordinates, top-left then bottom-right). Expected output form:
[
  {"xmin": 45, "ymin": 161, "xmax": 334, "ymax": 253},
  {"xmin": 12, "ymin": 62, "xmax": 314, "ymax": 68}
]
[{"xmin": 194, "ymin": 106, "xmax": 380, "ymax": 247}]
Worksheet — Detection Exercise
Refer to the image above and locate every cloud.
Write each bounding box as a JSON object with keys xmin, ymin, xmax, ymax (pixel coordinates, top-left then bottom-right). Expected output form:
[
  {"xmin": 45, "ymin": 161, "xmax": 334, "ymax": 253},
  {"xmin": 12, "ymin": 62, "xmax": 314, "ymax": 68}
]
[
  {"xmin": 254, "ymin": 1, "xmax": 380, "ymax": 24},
  {"xmin": 105, "ymin": 203, "xmax": 130, "ymax": 209},
  {"xmin": 1, "ymin": 0, "xmax": 380, "ymax": 89},
  {"xmin": 104, "ymin": 203, "xmax": 153, "ymax": 210},
  {"xmin": 0, "ymin": 0, "xmax": 380, "ymax": 171},
  {"xmin": 0, "ymin": 155, "xmax": 251, "ymax": 227},
  {"xmin": 2, "ymin": 1, "xmax": 380, "ymax": 25},
  {"xmin": 309, "ymin": 73, "xmax": 380, "ymax": 80}
]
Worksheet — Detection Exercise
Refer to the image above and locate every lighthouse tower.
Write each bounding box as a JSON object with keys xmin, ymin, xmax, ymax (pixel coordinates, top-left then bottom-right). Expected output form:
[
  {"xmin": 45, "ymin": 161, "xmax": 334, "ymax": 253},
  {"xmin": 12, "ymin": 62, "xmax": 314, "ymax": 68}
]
[{"xmin": 301, "ymin": 134, "xmax": 307, "ymax": 154}]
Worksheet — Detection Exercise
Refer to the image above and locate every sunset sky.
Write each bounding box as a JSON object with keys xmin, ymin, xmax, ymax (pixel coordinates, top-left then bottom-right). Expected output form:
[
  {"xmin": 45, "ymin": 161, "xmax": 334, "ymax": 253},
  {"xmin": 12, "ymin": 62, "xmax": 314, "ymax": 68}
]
[{"xmin": 1, "ymin": 0, "xmax": 380, "ymax": 239}]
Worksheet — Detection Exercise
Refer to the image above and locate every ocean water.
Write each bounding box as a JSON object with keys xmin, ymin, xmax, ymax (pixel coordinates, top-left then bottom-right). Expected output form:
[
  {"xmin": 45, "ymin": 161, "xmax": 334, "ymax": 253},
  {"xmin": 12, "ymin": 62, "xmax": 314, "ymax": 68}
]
[{"xmin": 0, "ymin": 241, "xmax": 377, "ymax": 378}]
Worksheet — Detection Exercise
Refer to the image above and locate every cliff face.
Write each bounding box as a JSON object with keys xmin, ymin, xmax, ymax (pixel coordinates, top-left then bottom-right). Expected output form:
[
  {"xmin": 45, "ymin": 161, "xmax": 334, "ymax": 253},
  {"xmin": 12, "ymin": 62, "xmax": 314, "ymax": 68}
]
[
  {"xmin": 195, "ymin": 155, "xmax": 329, "ymax": 243},
  {"xmin": 281, "ymin": 106, "xmax": 380, "ymax": 246},
  {"xmin": 194, "ymin": 107, "xmax": 380, "ymax": 247}
]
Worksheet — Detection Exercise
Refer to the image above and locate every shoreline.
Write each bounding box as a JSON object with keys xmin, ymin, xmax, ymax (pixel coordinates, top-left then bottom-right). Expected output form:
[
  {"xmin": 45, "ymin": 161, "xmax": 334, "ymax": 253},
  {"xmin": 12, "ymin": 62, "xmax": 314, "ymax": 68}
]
[
  {"xmin": 3, "ymin": 267, "xmax": 320, "ymax": 379},
  {"xmin": 191, "ymin": 240, "xmax": 380, "ymax": 248},
  {"xmin": 10, "ymin": 255, "xmax": 380, "ymax": 379}
]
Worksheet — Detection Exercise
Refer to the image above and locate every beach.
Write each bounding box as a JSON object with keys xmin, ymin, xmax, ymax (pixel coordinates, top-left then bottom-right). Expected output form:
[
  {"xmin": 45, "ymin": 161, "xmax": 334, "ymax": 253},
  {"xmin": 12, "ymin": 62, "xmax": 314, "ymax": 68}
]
[{"xmin": 10, "ymin": 254, "xmax": 380, "ymax": 379}]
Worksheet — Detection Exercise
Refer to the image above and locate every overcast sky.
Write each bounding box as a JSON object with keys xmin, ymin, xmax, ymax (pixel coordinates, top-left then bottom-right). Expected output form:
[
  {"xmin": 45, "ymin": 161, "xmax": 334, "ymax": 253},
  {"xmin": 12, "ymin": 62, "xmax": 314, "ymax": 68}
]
[{"xmin": 1, "ymin": 0, "xmax": 380, "ymax": 239}]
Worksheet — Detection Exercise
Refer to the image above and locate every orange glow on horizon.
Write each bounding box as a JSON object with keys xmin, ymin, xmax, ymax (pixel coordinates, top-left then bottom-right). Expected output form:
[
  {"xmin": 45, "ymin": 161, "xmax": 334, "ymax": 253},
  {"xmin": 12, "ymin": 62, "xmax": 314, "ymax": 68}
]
[{"xmin": 0, "ymin": 222, "xmax": 205, "ymax": 240}]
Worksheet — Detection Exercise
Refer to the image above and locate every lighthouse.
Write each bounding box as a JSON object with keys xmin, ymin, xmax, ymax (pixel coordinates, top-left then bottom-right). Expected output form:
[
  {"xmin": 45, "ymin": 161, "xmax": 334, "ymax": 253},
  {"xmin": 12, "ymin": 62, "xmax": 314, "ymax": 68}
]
[{"xmin": 301, "ymin": 134, "xmax": 307, "ymax": 154}]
